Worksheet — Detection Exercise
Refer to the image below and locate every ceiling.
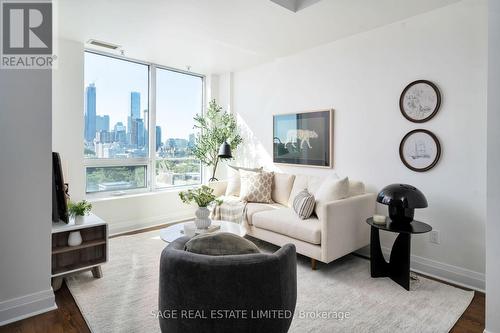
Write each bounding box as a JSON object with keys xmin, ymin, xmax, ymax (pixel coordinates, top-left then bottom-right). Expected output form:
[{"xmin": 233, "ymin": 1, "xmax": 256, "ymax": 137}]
[{"xmin": 57, "ymin": 0, "xmax": 460, "ymax": 74}]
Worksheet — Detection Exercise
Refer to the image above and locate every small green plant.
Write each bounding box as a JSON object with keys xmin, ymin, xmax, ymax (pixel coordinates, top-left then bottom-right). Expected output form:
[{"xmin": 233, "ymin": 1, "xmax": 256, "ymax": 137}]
[
  {"xmin": 68, "ymin": 200, "xmax": 92, "ymax": 217},
  {"xmin": 179, "ymin": 185, "xmax": 222, "ymax": 207}
]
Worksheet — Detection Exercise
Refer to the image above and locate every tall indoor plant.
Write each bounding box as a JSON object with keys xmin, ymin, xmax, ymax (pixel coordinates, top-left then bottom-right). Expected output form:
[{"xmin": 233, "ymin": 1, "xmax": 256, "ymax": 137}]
[{"xmin": 192, "ymin": 99, "xmax": 242, "ymax": 181}]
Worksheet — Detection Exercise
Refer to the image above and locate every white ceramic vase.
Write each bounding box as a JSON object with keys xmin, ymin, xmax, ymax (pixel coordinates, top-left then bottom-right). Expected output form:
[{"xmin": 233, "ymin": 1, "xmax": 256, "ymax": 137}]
[
  {"xmin": 75, "ymin": 215, "xmax": 84, "ymax": 225},
  {"xmin": 194, "ymin": 207, "xmax": 211, "ymax": 229},
  {"xmin": 68, "ymin": 231, "xmax": 83, "ymax": 247}
]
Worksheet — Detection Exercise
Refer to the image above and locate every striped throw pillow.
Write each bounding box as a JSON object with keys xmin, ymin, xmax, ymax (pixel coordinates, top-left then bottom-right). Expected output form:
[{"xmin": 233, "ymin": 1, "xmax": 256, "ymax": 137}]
[{"xmin": 293, "ymin": 190, "xmax": 315, "ymax": 220}]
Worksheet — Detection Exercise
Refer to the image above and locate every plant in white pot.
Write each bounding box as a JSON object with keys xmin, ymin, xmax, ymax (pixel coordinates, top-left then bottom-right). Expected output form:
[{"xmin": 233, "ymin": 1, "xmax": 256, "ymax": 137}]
[
  {"xmin": 179, "ymin": 185, "xmax": 222, "ymax": 229},
  {"xmin": 68, "ymin": 200, "xmax": 92, "ymax": 225}
]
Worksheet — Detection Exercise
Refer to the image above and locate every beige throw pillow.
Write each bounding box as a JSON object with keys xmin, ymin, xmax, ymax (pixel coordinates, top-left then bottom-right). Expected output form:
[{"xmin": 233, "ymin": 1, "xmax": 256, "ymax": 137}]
[
  {"xmin": 314, "ymin": 176, "xmax": 349, "ymax": 220},
  {"xmin": 225, "ymin": 166, "xmax": 263, "ymax": 197},
  {"xmin": 239, "ymin": 170, "xmax": 274, "ymax": 203},
  {"xmin": 272, "ymin": 173, "xmax": 296, "ymax": 206}
]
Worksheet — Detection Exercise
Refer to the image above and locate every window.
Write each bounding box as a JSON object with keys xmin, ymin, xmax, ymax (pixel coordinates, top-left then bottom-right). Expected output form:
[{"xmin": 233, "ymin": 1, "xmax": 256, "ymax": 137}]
[
  {"xmin": 84, "ymin": 51, "xmax": 203, "ymax": 196},
  {"xmin": 155, "ymin": 68, "xmax": 202, "ymax": 188}
]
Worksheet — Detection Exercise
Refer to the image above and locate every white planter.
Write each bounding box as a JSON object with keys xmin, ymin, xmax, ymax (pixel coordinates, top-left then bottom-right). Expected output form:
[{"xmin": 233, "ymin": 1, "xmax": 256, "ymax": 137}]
[
  {"xmin": 68, "ymin": 231, "xmax": 83, "ymax": 247},
  {"xmin": 194, "ymin": 207, "xmax": 211, "ymax": 229},
  {"xmin": 74, "ymin": 216, "xmax": 84, "ymax": 225}
]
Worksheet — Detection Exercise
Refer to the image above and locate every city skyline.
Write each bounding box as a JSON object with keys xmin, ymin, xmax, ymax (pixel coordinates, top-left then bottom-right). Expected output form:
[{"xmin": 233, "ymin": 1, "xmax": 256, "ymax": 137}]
[
  {"xmin": 84, "ymin": 83, "xmax": 197, "ymax": 159},
  {"xmin": 84, "ymin": 51, "xmax": 203, "ymax": 141}
]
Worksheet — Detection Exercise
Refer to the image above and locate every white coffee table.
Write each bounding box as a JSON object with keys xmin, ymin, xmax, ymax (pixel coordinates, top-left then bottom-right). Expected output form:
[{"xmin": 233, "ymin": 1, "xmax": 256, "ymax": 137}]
[{"xmin": 160, "ymin": 220, "xmax": 247, "ymax": 243}]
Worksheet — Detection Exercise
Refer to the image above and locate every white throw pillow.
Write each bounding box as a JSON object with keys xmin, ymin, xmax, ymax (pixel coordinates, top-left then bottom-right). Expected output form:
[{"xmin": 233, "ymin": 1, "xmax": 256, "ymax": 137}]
[
  {"xmin": 348, "ymin": 180, "xmax": 365, "ymax": 197},
  {"xmin": 239, "ymin": 170, "xmax": 274, "ymax": 203},
  {"xmin": 308, "ymin": 173, "xmax": 338, "ymax": 194},
  {"xmin": 287, "ymin": 174, "xmax": 309, "ymax": 207},
  {"xmin": 272, "ymin": 173, "xmax": 296, "ymax": 206},
  {"xmin": 225, "ymin": 166, "xmax": 262, "ymax": 197},
  {"xmin": 314, "ymin": 176, "xmax": 349, "ymax": 220}
]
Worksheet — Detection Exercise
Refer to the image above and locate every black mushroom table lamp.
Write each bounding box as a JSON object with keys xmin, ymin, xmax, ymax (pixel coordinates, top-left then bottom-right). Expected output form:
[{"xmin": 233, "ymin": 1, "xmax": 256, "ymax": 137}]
[
  {"xmin": 376, "ymin": 184, "xmax": 428, "ymax": 224},
  {"xmin": 218, "ymin": 141, "xmax": 232, "ymax": 159}
]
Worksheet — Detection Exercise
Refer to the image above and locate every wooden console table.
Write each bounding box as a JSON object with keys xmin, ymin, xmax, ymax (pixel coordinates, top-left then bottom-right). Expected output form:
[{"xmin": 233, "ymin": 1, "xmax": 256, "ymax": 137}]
[{"xmin": 51, "ymin": 214, "xmax": 108, "ymax": 291}]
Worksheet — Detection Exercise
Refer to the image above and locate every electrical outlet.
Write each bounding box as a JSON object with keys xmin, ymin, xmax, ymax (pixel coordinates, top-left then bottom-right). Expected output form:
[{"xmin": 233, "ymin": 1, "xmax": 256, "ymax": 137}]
[{"xmin": 429, "ymin": 230, "xmax": 440, "ymax": 244}]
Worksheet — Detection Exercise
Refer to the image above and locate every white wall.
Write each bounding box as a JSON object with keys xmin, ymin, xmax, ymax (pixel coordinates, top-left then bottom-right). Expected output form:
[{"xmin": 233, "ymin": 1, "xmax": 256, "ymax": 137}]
[
  {"xmin": 231, "ymin": 0, "xmax": 487, "ymax": 289},
  {"xmin": 486, "ymin": 0, "xmax": 500, "ymax": 331},
  {"xmin": 0, "ymin": 70, "xmax": 56, "ymax": 323},
  {"xmin": 53, "ymin": 39, "xmax": 85, "ymax": 201}
]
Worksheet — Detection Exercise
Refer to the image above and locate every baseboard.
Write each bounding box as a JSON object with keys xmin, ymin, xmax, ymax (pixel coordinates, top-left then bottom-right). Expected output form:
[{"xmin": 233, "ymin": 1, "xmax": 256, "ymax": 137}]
[
  {"xmin": 0, "ymin": 289, "xmax": 56, "ymax": 326},
  {"xmin": 356, "ymin": 246, "xmax": 485, "ymax": 292},
  {"xmin": 108, "ymin": 210, "xmax": 194, "ymax": 236}
]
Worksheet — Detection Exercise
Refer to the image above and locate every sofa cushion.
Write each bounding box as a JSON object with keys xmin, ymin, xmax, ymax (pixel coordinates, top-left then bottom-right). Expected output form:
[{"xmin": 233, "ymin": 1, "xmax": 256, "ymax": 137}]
[
  {"xmin": 240, "ymin": 170, "xmax": 274, "ymax": 203},
  {"xmin": 272, "ymin": 173, "xmax": 295, "ymax": 206},
  {"xmin": 287, "ymin": 174, "xmax": 309, "ymax": 206},
  {"xmin": 252, "ymin": 208, "xmax": 321, "ymax": 245},
  {"xmin": 184, "ymin": 232, "xmax": 260, "ymax": 256},
  {"xmin": 348, "ymin": 180, "xmax": 365, "ymax": 197},
  {"xmin": 314, "ymin": 176, "xmax": 349, "ymax": 220},
  {"xmin": 225, "ymin": 166, "xmax": 263, "ymax": 197},
  {"xmin": 246, "ymin": 202, "xmax": 283, "ymax": 225},
  {"xmin": 292, "ymin": 190, "xmax": 315, "ymax": 219},
  {"xmin": 308, "ymin": 173, "xmax": 339, "ymax": 195}
]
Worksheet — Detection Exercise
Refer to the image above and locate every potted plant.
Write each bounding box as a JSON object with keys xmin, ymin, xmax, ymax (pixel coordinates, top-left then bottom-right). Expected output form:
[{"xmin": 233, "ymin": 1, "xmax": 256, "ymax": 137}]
[
  {"xmin": 179, "ymin": 185, "xmax": 222, "ymax": 229},
  {"xmin": 192, "ymin": 99, "xmax": 243, "ymax": 181},
  {"xmin": 68, "ymin": 200, "xmax": 92, "ymax": 225}
]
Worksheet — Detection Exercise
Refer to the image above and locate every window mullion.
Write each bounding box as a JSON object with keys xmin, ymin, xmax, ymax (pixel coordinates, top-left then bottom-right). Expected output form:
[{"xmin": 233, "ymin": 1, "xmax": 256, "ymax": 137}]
[{"xmin": 149, "ymin": 64, "xmax": 157, "ymax": 192}]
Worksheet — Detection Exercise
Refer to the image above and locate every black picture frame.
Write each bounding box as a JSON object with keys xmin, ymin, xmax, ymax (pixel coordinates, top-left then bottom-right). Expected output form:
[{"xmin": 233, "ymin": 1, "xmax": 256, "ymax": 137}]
[
  {"xmin": 400, "ymin": 80, "xmax": 441, "ymax": 123},
  {"xmin": 273, "ymin": 109, "xmax": 333, "ymax": 168},
  {"xmin": 399, "ymin": 129, "xmax": 441, "ymax": 172}
]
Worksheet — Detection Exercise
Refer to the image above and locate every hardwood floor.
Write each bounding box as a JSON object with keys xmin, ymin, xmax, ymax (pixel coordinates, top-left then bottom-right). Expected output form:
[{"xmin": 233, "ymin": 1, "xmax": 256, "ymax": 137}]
[
  {"xmin": 0, "ymin": 283, "xmax": 90, "ymax": 333},
  {"xmin": 451, "ymin": 292, "xmax": 485, "ymax": 333},
  {"xmin": 0, "ymin": 280, "xmax": 485, "ymax": 333}
]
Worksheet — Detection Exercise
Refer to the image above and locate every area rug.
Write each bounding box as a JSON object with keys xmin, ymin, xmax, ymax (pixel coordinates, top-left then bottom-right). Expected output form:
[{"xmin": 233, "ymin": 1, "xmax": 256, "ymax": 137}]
[{"xmin": 66, "ymin": 230, "xmax": 473, "ymax": 333}]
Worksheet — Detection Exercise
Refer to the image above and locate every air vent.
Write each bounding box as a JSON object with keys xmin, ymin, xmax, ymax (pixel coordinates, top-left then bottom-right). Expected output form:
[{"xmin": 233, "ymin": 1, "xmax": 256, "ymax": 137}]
[
  {"xmin": 87, "ymin": 39, "xmax": 122, "ymax": 50},
  {"xmin": 270, "ymin": 0, "xmax": 321, "ymax": 12}
]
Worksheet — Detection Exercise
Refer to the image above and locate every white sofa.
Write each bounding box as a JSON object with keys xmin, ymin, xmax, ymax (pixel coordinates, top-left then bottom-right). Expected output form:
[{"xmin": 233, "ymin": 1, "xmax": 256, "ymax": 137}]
[{"xmin": 210, "ymin": 173, "xmax": 376, "ymax": 269}]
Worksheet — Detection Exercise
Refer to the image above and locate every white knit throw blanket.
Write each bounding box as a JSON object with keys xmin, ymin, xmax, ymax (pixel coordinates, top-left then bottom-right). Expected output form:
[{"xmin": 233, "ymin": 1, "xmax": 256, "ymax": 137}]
[{"xmin": 210, "ymin": 196, "xmax": 247, "ymax": 224}]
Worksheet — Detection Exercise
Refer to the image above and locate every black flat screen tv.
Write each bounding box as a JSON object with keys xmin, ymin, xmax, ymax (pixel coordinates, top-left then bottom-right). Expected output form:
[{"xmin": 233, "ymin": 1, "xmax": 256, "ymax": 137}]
[{"xmin": 52, "ymin": 152, "xmax": 69, "ymax": 223}]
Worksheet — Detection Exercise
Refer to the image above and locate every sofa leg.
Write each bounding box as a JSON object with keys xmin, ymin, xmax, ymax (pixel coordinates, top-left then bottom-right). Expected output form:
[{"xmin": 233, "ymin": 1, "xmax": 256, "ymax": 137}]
[{"xmin": 311, "ymin": 258, "xmax": 317, "ymax": 270}]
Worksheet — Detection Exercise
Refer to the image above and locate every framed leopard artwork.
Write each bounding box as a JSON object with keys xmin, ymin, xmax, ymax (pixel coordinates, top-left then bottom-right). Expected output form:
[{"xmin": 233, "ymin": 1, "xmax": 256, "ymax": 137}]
[{"xmin": 273, "ymin": 109, "xmax": 333, "ymax": 168}]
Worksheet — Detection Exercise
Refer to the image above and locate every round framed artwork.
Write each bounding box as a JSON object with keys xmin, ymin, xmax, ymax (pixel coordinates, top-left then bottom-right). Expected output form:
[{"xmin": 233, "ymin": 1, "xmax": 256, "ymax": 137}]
[
  {"xmin": 399, "ymin": 80, "xmax": 441, "ymax": 123},
  {"xmin": 399, "ymin": 129, "xmax": 441, "ymax": 172}
]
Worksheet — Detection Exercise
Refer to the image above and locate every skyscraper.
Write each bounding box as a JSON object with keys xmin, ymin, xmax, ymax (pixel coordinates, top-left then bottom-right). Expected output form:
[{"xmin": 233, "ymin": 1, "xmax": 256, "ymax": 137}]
[
  {"xmin": 156, "ymin": 126, "xmax": 162, "ymax": 151},
  {"xmin": 96, "ymin": 115, "xmax": 110, "ymax": 132},
  {"xmin": 188, "ymin": 133, "xmax": 195, "ymax": 148},
  {"xmin": 84, "ymin": 83, "xmax": 96, "ymax": 142},
  {"xmin": 130, "ymin": 92, "xmax": 140, "ymax": 120},
  {"xmin": 136, "ymin": 119, "xmax": 145, "ymax": 147},
  {"xmin": 114, "ymin": 122, "xmax": 127, "ymax": 144}
]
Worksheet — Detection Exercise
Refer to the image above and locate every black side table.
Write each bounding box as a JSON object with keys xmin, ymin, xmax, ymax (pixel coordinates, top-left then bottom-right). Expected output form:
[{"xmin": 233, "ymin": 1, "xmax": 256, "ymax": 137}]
[{"xmin": 366, "ymin": 217, "xmax": 432, "ymax": 290}]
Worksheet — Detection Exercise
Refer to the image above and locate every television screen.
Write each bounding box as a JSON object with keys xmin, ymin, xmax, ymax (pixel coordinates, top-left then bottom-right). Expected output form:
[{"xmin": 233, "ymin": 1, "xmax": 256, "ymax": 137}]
[{"xmin": 52, "ymin": 152, "xmax": 69, "ymax": 223}]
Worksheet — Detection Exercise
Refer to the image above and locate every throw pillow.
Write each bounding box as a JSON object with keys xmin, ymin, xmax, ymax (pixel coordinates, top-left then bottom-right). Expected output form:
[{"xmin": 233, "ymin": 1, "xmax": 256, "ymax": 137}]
[
  {"xmin": 184, "ymin": 232, "xmax": 260, "ymax": 256},
  {"xmin": 287, "ymin": 174, "xmax": 309, "ymax": 207},
  {"xmin": 348, "ymin": 180, "xmax": 365, "ymax": 197},
  {"xmin": 272, "ymin": 173, "xmax": 296, "ymax": 206},
  {"xmin": 225, "ymin": 166, "xmax": 263, "ymax": 197},
  {"xmin": 239, "ymin": 170, "xmax": 274, "ymax": 203},
  {"xmin": 314, "ymin": 176, "xmax": 349, "ymax": 220},
  {"xmin": 292, "ymin": 190, "xmax": 315, "ymax": 219}
]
